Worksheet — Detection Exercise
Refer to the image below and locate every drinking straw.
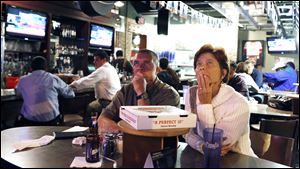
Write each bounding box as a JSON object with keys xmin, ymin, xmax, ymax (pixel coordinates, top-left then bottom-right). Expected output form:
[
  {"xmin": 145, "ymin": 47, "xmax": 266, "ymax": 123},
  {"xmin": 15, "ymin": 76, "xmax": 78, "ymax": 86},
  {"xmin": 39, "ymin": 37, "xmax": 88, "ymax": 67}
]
[
  {"xmin": 211, "ymin": 123, "xmax": 216, "ymax": 143},
  {"xmin": 206, "ymin": 124, "xmax": 216, "ymax": 168}
]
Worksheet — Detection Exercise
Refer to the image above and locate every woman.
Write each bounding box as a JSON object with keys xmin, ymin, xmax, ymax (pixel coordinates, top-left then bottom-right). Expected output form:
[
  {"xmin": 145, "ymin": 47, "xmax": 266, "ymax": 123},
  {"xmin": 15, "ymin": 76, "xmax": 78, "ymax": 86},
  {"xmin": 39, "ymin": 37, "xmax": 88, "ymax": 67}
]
[{"xmin": 184, "ymin": 44, "xmax": 256, "ymax": 157}]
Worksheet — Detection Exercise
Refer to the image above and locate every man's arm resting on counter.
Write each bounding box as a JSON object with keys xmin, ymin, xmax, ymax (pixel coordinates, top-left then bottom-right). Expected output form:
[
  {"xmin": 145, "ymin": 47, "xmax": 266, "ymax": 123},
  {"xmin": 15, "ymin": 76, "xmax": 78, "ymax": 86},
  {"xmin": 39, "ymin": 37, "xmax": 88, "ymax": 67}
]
[{"xmin": 98, "ymin": 113, "xmax": 120, "ymax": 133}]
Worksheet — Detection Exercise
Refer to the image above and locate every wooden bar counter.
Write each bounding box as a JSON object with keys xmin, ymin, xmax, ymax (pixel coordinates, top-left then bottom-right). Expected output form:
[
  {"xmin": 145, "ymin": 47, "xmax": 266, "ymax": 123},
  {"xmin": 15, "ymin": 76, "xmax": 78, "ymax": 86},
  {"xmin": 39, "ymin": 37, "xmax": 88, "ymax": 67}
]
[{"xmin": 118, "ymin": 120, "xmax": 189, "ymax": 168}]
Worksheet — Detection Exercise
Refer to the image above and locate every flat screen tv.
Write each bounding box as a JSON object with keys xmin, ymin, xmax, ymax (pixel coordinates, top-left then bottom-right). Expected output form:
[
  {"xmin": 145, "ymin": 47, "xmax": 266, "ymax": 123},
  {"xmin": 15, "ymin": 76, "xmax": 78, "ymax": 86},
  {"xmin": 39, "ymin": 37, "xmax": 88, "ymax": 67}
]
[
  {"xmin": 5, "ymin": 5, "xmax": 47, "ymax": 39},
  {"xmin": 266, "ymin": 37, "xmax": 297, "ymax": 54},
  {"xmin": 89, "ymin": 23, "xmax": 114, "ymax": 49}
]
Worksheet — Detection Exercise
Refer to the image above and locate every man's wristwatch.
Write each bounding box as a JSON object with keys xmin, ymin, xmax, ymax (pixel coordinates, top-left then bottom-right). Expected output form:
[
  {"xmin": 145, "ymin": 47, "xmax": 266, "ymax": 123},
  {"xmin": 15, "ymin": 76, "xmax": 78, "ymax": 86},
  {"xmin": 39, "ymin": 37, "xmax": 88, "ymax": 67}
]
[{"xmin": 136, "ymin": 92, "xmax": 149, "ymax": 100}]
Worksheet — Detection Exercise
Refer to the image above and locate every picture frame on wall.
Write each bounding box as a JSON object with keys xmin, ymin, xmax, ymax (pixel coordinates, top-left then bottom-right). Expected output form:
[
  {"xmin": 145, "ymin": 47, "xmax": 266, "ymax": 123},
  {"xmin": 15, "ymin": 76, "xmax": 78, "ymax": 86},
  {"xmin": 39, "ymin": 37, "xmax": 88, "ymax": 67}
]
[{"xmin": 242, "ymin": 40, "xmax": 265, "ymax": 67}]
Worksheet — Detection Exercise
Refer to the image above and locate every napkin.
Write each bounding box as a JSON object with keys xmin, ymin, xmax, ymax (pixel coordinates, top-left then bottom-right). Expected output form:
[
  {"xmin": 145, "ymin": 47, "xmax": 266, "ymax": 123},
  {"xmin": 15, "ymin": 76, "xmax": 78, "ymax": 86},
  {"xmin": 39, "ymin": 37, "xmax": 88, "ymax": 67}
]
[
  {"xmin": 63, "ymin": 126, "xmax": 88, "ymax": 132},
  {"xmin": 12, "ymin": 135, "xmax": 55, "ymax": 152},
  {"xmin": 70, "ymin": 156, "xmax": 102, "ymax": 168},
  {"xmin": 72, "ymin": 136, "xmax": 86, "ymax": 146}
]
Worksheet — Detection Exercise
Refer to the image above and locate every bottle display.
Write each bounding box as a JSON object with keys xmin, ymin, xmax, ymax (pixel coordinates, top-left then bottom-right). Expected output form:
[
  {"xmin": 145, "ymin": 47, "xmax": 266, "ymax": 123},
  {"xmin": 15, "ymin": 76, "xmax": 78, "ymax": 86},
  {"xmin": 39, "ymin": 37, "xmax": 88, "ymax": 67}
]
[{"xmin": 50, "ymin": 20, "xmax": 85, "ymax": 74}]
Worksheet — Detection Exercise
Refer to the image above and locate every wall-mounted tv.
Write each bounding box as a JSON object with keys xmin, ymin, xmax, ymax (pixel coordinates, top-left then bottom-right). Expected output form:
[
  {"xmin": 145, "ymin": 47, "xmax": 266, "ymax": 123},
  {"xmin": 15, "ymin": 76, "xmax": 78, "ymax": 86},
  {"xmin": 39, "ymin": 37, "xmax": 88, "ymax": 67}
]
[
  {"xmin": 5, "ymin": 5, "xmax": 47, "ymax": 39},
  {"xmin": 89, "ymin": 23, "xmax": 114, "ymax": 50},
  {"xmin": 266, "ymin": 37, "xmax": 297, "ymax": 54}
]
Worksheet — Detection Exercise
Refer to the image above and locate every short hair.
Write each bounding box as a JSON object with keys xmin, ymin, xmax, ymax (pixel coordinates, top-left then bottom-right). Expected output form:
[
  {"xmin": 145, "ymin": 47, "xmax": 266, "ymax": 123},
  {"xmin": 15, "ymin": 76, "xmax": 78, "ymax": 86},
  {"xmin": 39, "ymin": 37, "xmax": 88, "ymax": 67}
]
[
  {"xmin": 244, "ymin": 59, "xmax": 255, "ymax": 72},
  {"xmin": 159, "ymin": 57, "xmax": 169, "ymax": 69},
  {"xmin": 245, "ymin": 59, "xmax": 255, "ymax": 66},
  {"xmin": 230, "ymin": 61, "xmax": 237, "ymax": 71},
  {"xmin": 137, "ymin": 49, "xmax": 159, "ymax": 66},
  {"xmin": 94, "ymin": 49, "xmax": 109, "ymax": 61},
  {"xmin": 116, "ymin": 50, "xmax": 123, "ymax": 57},
  {"xmin": 31, "ymin": 56, "xmax": 47, "ymax": 71},
  {"xmin": 236, "ymin": 62, "xmax": 246, "ymax": 73},
  {"xmin": 193, "ymin": 44, "xmax": 229, "ymax": 83},
  {"xmin": 286, "ymin": 62, "xmax": 295, "ymax": 69}
]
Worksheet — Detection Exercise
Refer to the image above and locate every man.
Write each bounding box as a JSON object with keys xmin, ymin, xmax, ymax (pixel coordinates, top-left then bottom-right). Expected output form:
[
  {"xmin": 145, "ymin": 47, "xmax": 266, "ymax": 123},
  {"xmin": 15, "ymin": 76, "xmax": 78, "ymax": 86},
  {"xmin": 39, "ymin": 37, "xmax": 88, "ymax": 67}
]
[
  {"xmin": 15, "ymin": 56, "xmax": 75, "ymax": 126},
  {"xmin": 246, "ymin": 56, "xmax": 263, "ymax": 88},
  {"xmin": 157, "ymin": 57, "xmax": 180, "ymax": 91},
  {"xmin": 264, "ymin": 62, "xmax": 297, "ymax": 91},
  {"xmin": 70, "ymin": 50, "xmax": 121, "ymax": 125},
  {"xmin": 111, "ymin": 49, "xmax": 133, "ymax": 76},
  {"xmin": 227, "ymin": 61, "xmax": 249, "ymax": 99},
  {"xmin": 98, "ymin": 49, "xmax": 180, "ymax": 132},
  {"xmin": 249, "ymin": 64, "xmax": 263, "ymax": 88}
]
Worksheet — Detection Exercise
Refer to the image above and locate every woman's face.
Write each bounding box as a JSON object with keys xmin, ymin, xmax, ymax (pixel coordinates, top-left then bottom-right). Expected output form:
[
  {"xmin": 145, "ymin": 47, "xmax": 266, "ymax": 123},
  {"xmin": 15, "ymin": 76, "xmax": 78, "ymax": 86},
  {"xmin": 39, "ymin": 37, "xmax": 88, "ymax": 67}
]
[{"xmin": 195, "ymin": 53, "xmax": 225, "ymax": 86}]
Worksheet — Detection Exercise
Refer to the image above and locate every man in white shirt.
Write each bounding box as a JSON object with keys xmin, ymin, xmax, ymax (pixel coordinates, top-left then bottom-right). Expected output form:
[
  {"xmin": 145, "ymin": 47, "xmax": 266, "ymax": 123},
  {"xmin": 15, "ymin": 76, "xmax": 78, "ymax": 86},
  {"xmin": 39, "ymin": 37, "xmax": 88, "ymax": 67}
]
[{"xmin": 70, "ymin": 50, "xmax": 121, "ymax": 126}]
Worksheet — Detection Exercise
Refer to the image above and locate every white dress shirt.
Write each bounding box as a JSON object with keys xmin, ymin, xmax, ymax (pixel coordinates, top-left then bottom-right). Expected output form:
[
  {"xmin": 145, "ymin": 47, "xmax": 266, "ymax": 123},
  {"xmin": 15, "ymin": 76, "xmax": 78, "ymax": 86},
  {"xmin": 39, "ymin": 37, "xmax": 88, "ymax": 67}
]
[
  {"xmin": 71, "ymin": 62, "xmax": 121, "ymax": 100},
  {"xmin": 237, "ymin": 73, "xmax": 260, "ymax": 92}
]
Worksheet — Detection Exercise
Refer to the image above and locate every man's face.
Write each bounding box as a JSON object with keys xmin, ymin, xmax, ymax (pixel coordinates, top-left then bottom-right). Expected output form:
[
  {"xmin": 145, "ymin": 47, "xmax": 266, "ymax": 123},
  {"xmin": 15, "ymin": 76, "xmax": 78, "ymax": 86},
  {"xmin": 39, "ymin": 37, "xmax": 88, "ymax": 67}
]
[
  {"xmin": 247, "ymin": 63, "xmax": 254, "ymax": 74},
  {"xmin": 132, "ymin": 53, "xmax": 156, "ymax": 78},
  {"xmin": 93, "ymin": 56, "xmax": 103, "ymax": 68}
]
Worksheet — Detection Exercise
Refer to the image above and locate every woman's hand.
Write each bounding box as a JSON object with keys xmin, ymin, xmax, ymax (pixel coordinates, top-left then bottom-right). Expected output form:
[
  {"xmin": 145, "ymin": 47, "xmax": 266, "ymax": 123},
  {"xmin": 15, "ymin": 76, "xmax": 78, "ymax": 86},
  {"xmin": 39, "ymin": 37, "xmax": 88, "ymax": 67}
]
[
  {"xmin": 197, "ymin": 71, "xmax": 213, "ymax": 104},
  {"xmin": 221, "ymin": 143, "xmax": 232, "ymax": 156}
]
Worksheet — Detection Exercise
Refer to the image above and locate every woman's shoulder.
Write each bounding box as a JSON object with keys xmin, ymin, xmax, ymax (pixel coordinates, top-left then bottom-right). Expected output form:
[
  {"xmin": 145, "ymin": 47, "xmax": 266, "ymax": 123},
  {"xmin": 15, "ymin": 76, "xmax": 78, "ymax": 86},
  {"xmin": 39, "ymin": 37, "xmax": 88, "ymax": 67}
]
[{"xmin": 222, "ymin": 84, "xmax": 248, "ymax": 103}]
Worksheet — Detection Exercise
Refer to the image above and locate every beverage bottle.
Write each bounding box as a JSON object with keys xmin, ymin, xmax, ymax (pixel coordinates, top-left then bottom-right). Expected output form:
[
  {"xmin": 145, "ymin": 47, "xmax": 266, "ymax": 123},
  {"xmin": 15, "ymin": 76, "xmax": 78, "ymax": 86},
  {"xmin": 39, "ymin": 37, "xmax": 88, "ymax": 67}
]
[{"xmin": 86, "ymin": 112, "xmax": 100, "ymax": 163}]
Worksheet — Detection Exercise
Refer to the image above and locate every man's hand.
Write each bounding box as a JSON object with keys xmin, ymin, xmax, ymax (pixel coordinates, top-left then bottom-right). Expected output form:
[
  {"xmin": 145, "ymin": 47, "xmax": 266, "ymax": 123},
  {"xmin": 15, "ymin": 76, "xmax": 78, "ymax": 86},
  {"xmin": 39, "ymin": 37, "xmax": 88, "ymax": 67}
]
[
  {"xmin": 132, "ymin": 71, "xmax": 146, "ymax": 95},
  {"xmin": 72, "ymin": 75, "xmax": 80, "ymax": 82},
  {"xmin": 97, "ymin": 115, "xmax": 120, "ymax": 134}
]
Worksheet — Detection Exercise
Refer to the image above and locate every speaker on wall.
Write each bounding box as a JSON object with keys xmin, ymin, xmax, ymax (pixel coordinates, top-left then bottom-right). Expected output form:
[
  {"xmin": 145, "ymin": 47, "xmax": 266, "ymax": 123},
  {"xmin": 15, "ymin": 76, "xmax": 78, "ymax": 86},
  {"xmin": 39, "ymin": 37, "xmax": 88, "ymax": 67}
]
[{"xmin": 157, "ymin": 8, "xmax": 169, "ymax": 35}]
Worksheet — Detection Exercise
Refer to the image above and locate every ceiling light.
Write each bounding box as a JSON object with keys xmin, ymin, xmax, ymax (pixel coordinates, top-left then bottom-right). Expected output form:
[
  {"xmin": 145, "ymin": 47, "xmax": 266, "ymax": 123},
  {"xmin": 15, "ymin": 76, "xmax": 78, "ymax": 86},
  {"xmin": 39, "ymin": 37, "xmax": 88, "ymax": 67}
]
[{"xmin": 114, "ymin": 1, "xmax": 124, "ymax": 8}]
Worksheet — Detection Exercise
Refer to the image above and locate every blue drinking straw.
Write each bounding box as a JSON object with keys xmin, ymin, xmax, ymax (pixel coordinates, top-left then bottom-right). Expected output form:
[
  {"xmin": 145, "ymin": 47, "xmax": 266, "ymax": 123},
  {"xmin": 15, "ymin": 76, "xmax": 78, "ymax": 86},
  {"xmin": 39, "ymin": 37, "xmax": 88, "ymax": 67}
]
[
  {"xmin": 206, "ymin": 124, "xmax": 216, "ymax": 168},
  {"xmin": 211, "ymin": 123, "xmax": 216, "ymax": 144}
]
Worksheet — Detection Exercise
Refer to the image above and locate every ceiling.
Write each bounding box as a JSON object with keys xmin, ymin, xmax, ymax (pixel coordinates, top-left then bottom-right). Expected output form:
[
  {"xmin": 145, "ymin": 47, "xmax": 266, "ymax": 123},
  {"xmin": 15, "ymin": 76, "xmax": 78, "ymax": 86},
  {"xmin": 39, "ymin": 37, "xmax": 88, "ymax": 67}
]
[
  {"xmin": 183, "ymin": 1, "xmax": 299, "ymax": 37},
  {"xmin": 130, "ymin": 1, "xmax": 299, "ymax": 37}
]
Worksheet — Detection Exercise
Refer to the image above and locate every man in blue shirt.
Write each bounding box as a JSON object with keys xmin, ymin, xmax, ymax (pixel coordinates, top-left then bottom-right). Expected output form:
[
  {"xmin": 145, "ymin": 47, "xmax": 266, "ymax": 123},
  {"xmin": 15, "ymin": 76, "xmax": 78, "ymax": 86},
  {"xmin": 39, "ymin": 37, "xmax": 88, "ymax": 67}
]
[
  {"xmin": 251, "ymin": 64, "xmax": 263, "ymax": 88},
  {"xmin": 263, "ymin": 62, "xmax": 297, "ymax": 91},
  {"xmin": 15, "ymin": 56, "xmax": 75, "ymax": 126}
]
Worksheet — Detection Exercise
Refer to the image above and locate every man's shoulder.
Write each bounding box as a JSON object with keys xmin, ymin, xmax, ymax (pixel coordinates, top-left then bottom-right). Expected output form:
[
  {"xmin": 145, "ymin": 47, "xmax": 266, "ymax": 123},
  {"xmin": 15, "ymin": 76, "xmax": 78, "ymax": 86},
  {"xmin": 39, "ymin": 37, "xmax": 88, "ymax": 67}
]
[{"xmin": 156, "ymin": 79, "xmax": 179, "ymax": 96}]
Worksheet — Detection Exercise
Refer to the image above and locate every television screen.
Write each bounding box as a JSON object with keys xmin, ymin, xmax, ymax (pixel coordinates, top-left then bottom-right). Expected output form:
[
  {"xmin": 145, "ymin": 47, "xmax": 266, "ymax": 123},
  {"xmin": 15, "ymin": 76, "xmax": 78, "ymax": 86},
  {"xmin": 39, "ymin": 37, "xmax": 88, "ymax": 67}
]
[
  {"xmin": 89, "ymin": 23, "xmax": 114, "ymax": 49},
  {"xmin": 5, "ymin": 6, "xmax": 47, "ymax": 39},
  {"xmin": 266, "ymin": 37, "xmax": 297, "ymax": 54}
]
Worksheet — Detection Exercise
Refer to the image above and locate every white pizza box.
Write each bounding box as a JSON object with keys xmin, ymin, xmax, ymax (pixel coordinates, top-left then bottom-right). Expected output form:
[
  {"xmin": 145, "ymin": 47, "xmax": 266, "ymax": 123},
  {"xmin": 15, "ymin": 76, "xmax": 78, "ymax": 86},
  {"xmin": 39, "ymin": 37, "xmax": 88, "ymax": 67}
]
[{"xmin": 119, "ymin": 105, "xmax": 196, "ymax": 130}]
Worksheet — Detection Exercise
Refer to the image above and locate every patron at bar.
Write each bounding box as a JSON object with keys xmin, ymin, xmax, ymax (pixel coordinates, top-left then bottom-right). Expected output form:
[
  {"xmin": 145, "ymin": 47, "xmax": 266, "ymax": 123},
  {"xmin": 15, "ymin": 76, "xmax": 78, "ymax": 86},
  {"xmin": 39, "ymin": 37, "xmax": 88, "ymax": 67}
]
[
  {"xmin": 70, "ymin": 50, "xmax": 121, "ymax": 125},
  {"xmin": 263, "ymin": 61, "xmax": 297, "ymax": 91},
  {"xmin": 184, "ymin": 44, "xmax": 256, "ymax": 157},
  {"xmin": 15, "ymin": 56, "xmax": 75, "ymax": 126}
]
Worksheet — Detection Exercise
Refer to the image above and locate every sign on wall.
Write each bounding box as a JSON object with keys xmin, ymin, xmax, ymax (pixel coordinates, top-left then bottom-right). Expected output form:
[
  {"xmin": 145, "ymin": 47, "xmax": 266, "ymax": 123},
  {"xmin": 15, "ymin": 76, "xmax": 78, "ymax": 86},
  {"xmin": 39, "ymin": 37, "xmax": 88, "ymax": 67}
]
[{"xmin": 242, "ymin": 40, "xmax": 265, "ymax": 66}]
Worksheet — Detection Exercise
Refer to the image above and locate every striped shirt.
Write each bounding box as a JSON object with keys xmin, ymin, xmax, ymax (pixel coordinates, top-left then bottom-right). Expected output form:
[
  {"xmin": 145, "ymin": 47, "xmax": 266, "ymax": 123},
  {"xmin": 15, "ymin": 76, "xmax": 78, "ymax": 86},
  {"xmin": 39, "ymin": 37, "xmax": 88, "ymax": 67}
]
[{"xmin": 183, "ymin": 84, "xmax": 257, "ymax": 157}]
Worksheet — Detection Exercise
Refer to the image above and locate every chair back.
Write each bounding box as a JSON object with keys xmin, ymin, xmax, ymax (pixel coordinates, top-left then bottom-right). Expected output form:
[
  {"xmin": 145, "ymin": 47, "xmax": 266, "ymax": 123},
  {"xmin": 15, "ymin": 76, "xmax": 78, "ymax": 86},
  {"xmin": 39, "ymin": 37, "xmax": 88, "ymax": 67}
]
[
  {"xmin": 259, "ymin": 119, "xmax": 298, "ymax": 139},
  {"xmin": 250, "ymin": 130, "xmax": 294, "ymax": 166}
]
